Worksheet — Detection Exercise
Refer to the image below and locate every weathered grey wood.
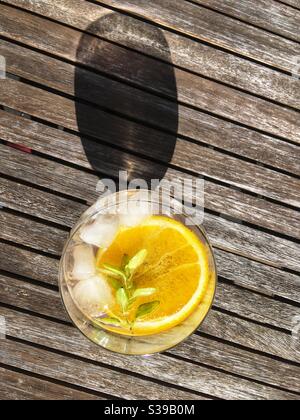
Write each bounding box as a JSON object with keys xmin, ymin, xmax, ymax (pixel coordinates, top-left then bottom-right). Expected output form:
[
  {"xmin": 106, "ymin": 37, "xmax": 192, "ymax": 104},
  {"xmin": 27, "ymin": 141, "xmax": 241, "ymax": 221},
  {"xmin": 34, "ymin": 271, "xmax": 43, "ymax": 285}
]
[
  {"xmin": 0, "ymin": 367, "xmax": 104, "ymax": 400},
  {"xmin": 95, "ymin": 0, "xmax": 300, "ymax": 74},
  {"xmin": 1, "ymin": 168, "xmax": 300, "ymax": 271},
  {"xmin": 1, "ymin": 250, "xmax": 299, "ymax": 365},
  {"xmin": 4, "ymin": 0, "xmax": 300, "ymax": 111},
  {"xmin": 281, "ymin": 0, "xmax": 300, "ymax": 9},
  {"xmin": 190, "ymin": 0, "xmax": 300, "ymax": 42},
  {"xmin": 1, "ymin": 264, "xmax": 299, "ymax": 341},
  {"xmin": 1, "ymin": 112, "xmax": 300, "ymax": 241},
  {"xmin": 1, "ymin": 5, "xmax": 300, "ymax": 144},
  {"xmin": 1, "ymin": 272, "xmax": 300, "ymax": 393},
  {"xmin": 0, "ymin": 177, "xmax": 83, "ymax": 228},
  {"xmin": 215, "ymin": 283, "xmax": 300, "ymax": 331},
  {"xmin": 215, "ymin": 249, "xmax": 300, "ymax": 304},
  {"xmin": 0, "ymin": 211, "xmax": 68, "ymax": 256},
  {"xmin": 2, "ymin": 40, "xmax": 300, "ymax": 176},
  {"xmin": 0, "ymin": 142, "xmax": 99, "ymax": 204},
  {"xmin": 1, "ymin": 79, "xmax": 300, "ymax": 210},
  {"xmin": 3, "ymin": 275, "xmax": 300, "ymax": 393},
  {"xmin": 2, "ymin": 235, "xmax": 300, "ymax": 313},
  {"xmin": 204, "ymin": 213, "xmax": 300, "ymax": 271},
  {"xmin": 5, "ymin": 0, "xmax": 300, "ymax": 75},
  {"xmin": 0, "ymin": 338, "xmax": 199, "ymax": 400},
  {"xmin": 0, "ymin": 242, "xmax": 58, "ymax": 286},
  {"xmin": 1, "ymin": 307, "xmax": 298, "ymax": 400},
  {"xmin": 171, "ymin": 333, "xmax": 300, "ymax": 395},
  {"xmin": 202, "ymin": 310, "xmax": 300, "ymax": 364}
]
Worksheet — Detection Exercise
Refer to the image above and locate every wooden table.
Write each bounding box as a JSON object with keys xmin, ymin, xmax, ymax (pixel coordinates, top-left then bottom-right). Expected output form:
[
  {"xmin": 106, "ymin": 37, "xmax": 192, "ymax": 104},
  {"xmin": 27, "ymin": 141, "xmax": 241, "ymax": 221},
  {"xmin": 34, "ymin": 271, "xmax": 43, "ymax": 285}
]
[{"xmin": 0, "ymin": 0, "xmax": 300, "ymax": 400}]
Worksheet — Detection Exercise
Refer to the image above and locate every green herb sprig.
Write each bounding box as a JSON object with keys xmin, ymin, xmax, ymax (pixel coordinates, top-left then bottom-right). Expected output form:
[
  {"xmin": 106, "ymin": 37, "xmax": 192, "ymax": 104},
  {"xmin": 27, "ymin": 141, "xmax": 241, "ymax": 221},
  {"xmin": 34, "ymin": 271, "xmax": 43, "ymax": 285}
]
[{"xmin": 98, "ymin": 249, "xmax": 159, "ymax": 327}]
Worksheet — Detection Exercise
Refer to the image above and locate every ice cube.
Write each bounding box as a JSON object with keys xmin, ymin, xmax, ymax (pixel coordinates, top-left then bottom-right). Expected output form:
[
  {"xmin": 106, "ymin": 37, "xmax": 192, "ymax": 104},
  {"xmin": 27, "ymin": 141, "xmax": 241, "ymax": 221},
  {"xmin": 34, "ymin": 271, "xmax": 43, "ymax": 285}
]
[
  {"xmin": 119, "ymin": 200, "xmax": 152, "ymax": 227},
  {"xmin": 72, "ymin": 274, "xmax": 113, "ymax": 315},
  {"xmin": 80, "ymin": 214, "xmax": 119, "ymax": 248},
  {"xmin": 72, "ymin": 244, "xmax": 96, "ymax": 281}
]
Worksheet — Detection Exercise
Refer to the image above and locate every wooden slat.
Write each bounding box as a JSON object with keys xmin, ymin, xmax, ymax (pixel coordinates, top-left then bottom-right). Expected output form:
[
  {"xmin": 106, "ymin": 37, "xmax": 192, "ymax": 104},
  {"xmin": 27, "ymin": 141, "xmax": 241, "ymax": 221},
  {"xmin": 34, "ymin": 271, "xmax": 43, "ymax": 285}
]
[
  {"xmin": 1, "ymin": 255, "xmax": 299, "ymax": 334},
  {"xmin": 0, "ymin": 242, "xmax": 58, "ymax": 286},
  {"xmin": 0, "ymin": 367, "xmax": 105, "ymax": 400},
  {"xmin": 215, "ymin": 249, "xmax": 300, "ymax": 304},
  {"xmin": 1, "ymin": 153, "xmax": 300, "ymax": 271},
  {"xmin": 5, "ymin": 0, "xmax": 300, "ymax": 74},
  {"xmin": 190, "ymin": 0, "xmax": 300, "ymax": 42},
  {"xmin": 1, "ymin": 40, "xmax": 300, "ymax": 177},
  {"xmin": 0, "ymin": 116, "xmax": 300, "ymax": 246},
  {"xmin": 0, "ymin": 211, "xmax": 68, "ymax": 256},
  {"xmin": 1, "ymin": 255, "xmax": 300, "ymax": 393},
  {"xmin": 0, "ymin": 213, "xmax": 299, "ymax": 362},
  {"xmin": 0, "ymin": 339, "xmax": 199, "ymax": 400},
  {"xmin": 95, "ymin": 0, "xmax": 300, "ymax": 74},
  {"xmin": 3, "ymin": 0, "xmax": 299, "ymax": 111},
  {"xmin": 2, "ymin": 232, "xmax": 300, "ymax": 311},
  {"xmin": 0, "ymin": 177, "xmax": 83, "ymax": 228},
  {"xmin": 1, "ymin": 229, "xmax": 299, "ymax": 332},
  {"xmin": 1, "ymin": 112, "xmax": 300, "ymax": 242},
  {"xmin": 1, "ymin": 145, "xmax": 300, "ymax": 270},
  {"xmin": 0, "ymin": 306, "xmax": 298, "ymax": 400},
  {"xmin": 281, "ymin": 0, "xmax": 300, "ymax": 9},
  {"xmin": 1, "ymin": 5, "xmax": 300, "ymax": 145},
  {"xmin": 2, "ymin": 277, "xmax": 300, "ymax": 391},
  {"xmin": 1, "ymin": 79, "xmax": 300, "ymax": 211}
]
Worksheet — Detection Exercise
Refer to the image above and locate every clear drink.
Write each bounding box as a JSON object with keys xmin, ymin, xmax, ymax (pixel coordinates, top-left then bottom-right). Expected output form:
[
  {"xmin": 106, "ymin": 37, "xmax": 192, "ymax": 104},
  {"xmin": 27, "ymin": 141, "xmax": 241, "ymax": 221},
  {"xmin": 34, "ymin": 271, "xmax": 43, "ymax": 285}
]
[{"xmin": 59, "ymin": 190, "xmax": 217, "ymax": 355}]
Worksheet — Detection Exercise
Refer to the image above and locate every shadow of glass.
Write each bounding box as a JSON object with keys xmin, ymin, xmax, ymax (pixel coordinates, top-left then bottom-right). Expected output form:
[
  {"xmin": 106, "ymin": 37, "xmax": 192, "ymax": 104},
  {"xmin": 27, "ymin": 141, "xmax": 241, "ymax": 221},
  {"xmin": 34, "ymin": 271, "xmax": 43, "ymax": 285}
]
[{"xmin": 75, "ymin": 13, "xmax": 178, "ymax": 189}]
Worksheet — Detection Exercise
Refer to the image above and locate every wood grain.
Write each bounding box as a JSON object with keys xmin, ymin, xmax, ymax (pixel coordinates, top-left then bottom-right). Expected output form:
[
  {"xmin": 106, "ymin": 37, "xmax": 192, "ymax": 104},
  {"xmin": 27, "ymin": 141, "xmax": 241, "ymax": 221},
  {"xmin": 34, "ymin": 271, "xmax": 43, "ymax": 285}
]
[
  {"xmin": 1, "ymin": 79, "xmax": 300, "ymax": 210},
  {"xmin": 0, "ymin": 367, "xmax": 105, "ymax": 400},
  {"xmin": 1, "ymin": 262, "xmax": 299, "ymax": 336},
  {"xmin": 0, "ymin": 242, "xmax": 59, "ymax": 286},
  {"xmin": 215, "ymin": 249, "xmax": 300, "ymax": 304},
  {"xmin": 1, "ymin": 159, "xmax": 300, "ymax": 271},
  {"xmin": 1, "ymin": 39, "xmax": 300, "ymax": 176},
  {"xmin": 0, "ymin": 237, "xmax": 299, "ymax": 364},
  {"xmin": 281, "ymin": 0, "xmax": 300, "ymax": 9},
  {"xmin": 1, "ymin": 112, "xmax": 300, "ymax": 242},
  {"xmin": 94, "ymin": 0, "xmax": 300, "ymax": 73},
  {"xmin": 2, "ymin": 237, "xmax": 300, "ymax": 308},
  {"xmin": 1, "ymin": 271, "xmax": 299, "ymax": 393},
  {"xmin": 190, "ymin": 0, "xmax": 300, "ymax": 42},
  {"xmin": 0, "ymin": 306, "xmax": 298, "ymax": 400},
  {"xmin": 3, "ymin": 0, "xmax": 299, "ymax": 111},
  {"xmin": 1, "ymin": 5, "xmax": 300, "ymax": 144},
  {"xmin": 5, "ymin": 0, "xmax": 300, "ymax": 74},
  {"xmin": 0, "ymin": 177, "xmax": 84, "ymax": 228},
  {"xmin": 0, "ymin": 339, "xmax": 199, "ymax": 400}
]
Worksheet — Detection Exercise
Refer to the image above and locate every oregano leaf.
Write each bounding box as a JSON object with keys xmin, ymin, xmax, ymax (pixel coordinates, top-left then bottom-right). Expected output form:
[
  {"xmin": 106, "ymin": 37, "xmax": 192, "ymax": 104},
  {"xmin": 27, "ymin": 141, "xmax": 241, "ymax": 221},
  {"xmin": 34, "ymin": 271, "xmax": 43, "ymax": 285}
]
[
  {"xmin": 136, "ymin": 301, "xmax": 160, "ymax": 319},
  {"xmin": 131, "ymin": 288, "xmax": 156, "ymax": 300},
  {"xmin": 126, "ymin": 249, "xmax": 148, "ymax": 275},
  {"xmin": 103, "ymin": 264, "xmax": 127, "ymax": 282},
  {"xmin": 116, "ymin": 288, "xmax": 129, "ymax": 313}
]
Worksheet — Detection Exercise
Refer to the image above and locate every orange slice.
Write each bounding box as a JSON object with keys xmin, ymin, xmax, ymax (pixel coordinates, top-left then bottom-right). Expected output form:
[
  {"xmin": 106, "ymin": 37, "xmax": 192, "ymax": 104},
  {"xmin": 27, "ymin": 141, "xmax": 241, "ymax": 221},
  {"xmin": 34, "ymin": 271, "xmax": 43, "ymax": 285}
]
[{"xmin": 97, "ymin": 216, "xmax": 214, "ymax": 336}]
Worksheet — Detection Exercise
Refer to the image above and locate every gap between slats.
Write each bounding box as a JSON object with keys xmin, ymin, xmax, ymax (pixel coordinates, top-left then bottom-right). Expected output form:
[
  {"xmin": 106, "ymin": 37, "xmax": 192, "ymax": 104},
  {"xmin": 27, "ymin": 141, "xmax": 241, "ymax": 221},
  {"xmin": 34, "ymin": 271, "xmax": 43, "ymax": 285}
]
[
  {"xmin": 0, "ymin": 304, "xmax": 299, "ymax": 399},
  {"xmin": 1, "ymin": 1, "xmax": 300, "ymax": 116},
  {"xmin": 1, "ymin": 79, "xmax": 300, "ymax": 213},
  {"xmin": 184, "ymin": 0, "xmax": 300, "ymax": 45},
  {"xmin": 0, "ymin": 364, "xmax": 113, "ymax": 400}
]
